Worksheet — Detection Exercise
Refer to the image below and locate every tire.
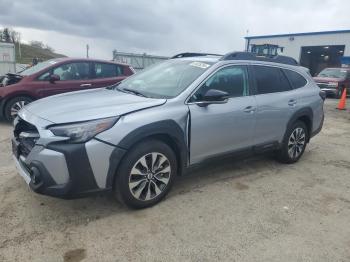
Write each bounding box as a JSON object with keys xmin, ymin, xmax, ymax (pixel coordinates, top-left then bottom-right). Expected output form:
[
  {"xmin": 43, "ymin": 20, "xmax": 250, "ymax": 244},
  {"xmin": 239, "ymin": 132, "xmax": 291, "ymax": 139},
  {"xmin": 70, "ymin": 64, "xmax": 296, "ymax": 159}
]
[
  {"xmin": 4, "ymin": 96, "xmax": 33, "ymax": 122},
  {"xmin": 276, "ymin": 121, "xmax": 308, "ymax": 164},
  {"xmin": 114, "ymin": 139, "xmax": 177, "ymax": 209}
]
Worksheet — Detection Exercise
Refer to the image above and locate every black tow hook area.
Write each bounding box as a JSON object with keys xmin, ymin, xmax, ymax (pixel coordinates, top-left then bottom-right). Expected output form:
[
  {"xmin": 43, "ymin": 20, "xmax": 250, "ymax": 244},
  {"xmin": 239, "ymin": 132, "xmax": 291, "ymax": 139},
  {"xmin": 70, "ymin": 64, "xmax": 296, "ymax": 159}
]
[
  {"xmin": 30, "ymin": 166, "xmax": 41, "ymax": 185},
  {"xmin": 29, "ymin": 166, "xmax": 44, "ymax": 190},
  {"xmin": 28, "ymin": 161, "xmax": 56, "ymax": 192}
]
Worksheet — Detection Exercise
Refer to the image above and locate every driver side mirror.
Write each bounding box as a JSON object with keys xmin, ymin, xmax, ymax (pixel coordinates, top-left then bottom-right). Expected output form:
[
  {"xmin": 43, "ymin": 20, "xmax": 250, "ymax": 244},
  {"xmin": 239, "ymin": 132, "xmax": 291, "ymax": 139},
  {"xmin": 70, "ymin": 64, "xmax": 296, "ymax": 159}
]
[
  {"xmin": 49, "ymin": 74, "xmax": 60, "ymax": 83},
  {"xmin": 194, "ymin": 89, "xmax": 230, "ymax": 107}
]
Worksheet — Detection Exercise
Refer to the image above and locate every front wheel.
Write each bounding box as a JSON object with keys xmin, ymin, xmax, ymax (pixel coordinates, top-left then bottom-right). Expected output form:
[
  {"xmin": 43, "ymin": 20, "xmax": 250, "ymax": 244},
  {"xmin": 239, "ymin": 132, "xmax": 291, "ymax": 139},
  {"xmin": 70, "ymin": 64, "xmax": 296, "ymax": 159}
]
[
  {"xmin": 114, "ymin": 139, "xmax": 177, "ymax": 209},
  {"xmin": 276, "ymin": 121, "xmax": 308, "ymax": 164}
]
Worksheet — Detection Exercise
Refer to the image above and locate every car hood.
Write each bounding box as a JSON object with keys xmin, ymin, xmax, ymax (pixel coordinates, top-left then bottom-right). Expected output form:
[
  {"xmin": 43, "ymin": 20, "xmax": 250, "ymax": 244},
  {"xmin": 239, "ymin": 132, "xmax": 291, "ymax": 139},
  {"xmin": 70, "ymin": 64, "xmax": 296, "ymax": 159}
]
[
  {"xmin": 23, "ymin": 88, "xmax": 166, "ymax": 124},
  {"xmin": 313, "ymin": 76, "xmax": 344, "ymax": 83}
]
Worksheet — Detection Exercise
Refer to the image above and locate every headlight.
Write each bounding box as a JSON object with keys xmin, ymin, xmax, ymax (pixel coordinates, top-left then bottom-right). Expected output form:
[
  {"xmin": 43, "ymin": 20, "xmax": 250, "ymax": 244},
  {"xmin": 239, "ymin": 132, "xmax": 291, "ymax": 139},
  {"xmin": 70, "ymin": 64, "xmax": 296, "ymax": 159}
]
[
  {"xmin": 327, "ymin": 82, "xmax": 338, "ymax": 87},
  {"xmin": 48, "ymin": 117, "xmax": 119, "ymax": 143}
]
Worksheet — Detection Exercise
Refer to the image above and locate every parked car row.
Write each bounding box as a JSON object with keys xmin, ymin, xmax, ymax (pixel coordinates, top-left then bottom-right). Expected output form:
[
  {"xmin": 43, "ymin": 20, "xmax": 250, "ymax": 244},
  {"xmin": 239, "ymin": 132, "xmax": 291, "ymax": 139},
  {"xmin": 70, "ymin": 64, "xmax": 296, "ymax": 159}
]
[
  {"xmin": 11, "ymin": 52, "xmax": 325, "ymax": 208},
  {"xmin": 0, "ymin": 58, "xmax": 134, "ymax": 121}
]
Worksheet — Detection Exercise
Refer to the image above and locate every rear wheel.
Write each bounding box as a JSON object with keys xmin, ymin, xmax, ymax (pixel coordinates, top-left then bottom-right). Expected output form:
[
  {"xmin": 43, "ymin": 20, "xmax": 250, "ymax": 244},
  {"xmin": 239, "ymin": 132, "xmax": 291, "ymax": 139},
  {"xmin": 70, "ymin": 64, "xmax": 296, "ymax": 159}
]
[
  {"xmin": 4, "ymin": 96, "xmax": 33, "ymax": 121},
  {"xmin": 114, "ymin": 139, "xmax": 177, "ymax": 209},
  {"xmin": 276, "ymin": 121, "xmax": 308, "ymax": 164}
]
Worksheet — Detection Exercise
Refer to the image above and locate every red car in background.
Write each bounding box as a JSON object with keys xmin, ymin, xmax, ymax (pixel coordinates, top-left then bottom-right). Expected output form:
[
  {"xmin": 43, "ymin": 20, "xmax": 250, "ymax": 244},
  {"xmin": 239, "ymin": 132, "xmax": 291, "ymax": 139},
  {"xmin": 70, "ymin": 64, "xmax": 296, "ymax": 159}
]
[
  {"xmin": 313, "ymin": 67, "xmax": 350, "ymax": 99},
  {"xmin": 0, "ymin": 58, "xmax": 134, "ymax": 121}
]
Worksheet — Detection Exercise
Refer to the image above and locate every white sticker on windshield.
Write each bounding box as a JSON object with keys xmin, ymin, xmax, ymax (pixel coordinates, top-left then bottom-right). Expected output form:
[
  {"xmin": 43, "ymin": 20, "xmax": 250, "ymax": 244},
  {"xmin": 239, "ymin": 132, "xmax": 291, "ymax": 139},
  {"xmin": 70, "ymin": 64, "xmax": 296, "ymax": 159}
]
[
  {"xmin": 49, "ymin": 61, "xmax": 57, "ymax": 65},
  {"xmin": 190, "ymin": 61, "xmax": 210, "ymax": 69}
]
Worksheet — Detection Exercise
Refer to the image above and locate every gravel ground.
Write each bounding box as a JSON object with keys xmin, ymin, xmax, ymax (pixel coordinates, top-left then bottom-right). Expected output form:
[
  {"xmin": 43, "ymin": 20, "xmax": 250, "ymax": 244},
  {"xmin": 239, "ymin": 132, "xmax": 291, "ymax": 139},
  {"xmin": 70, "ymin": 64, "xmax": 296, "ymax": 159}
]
[{"xmin": 0, "ymin": 98, "xmax": 350, "ymax": 262}]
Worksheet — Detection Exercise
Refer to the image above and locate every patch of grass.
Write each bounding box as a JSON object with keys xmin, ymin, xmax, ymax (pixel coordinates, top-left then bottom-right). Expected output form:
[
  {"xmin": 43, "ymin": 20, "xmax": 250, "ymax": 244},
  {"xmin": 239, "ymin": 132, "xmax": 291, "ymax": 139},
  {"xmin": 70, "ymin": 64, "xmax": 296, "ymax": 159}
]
[{"xmin": 14, "ymin": 42, "xmax": 66, "ymax": 64}]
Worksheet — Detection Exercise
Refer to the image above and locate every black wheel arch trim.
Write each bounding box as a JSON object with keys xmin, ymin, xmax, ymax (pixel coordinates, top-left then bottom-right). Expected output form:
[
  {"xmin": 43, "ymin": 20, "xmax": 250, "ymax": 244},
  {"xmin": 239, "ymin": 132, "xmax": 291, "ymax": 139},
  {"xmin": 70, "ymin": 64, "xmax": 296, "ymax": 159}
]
[
  {"xmin": 45, "ymin": 142, "xmax": 100, "ymax": 195},
  {"xmin": 286, "ymin": 107, "xmax": 313, "ymax": 141},
  {"xmin": 106, "ymin": 120, "xmax": 189, "ymax": 188}
]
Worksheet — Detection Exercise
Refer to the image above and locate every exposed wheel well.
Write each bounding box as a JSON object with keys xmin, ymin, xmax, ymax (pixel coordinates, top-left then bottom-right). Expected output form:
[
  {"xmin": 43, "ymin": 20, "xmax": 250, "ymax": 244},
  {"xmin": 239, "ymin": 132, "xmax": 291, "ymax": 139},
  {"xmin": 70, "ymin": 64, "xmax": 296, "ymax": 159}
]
[{"xmin": 142, "ymin": 134, "xmax": 184, "ymax": 176}]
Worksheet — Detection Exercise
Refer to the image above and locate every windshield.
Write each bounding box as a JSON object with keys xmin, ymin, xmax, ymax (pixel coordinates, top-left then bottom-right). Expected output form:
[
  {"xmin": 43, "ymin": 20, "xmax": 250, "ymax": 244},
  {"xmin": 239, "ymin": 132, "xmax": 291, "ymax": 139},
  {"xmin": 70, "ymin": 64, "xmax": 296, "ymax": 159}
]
[
  {"xmin": 19, "ymin": 59, "xmax": 59, "ymax": 76},
  {"xmin": 116, "ymin": 59, "xmax": 214, "ymax": 98},
  {"xmin": 317, "ymin": 68, "xmax": 348, "ymax": 79}
]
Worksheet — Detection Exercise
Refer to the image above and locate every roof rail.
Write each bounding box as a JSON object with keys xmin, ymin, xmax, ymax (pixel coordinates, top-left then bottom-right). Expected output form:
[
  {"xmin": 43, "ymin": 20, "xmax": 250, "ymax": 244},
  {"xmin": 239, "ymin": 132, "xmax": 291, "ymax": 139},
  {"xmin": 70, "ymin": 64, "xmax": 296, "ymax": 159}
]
[
  {"xmin": 171, "ymin": 52, "xmax": 223, "ymax": 59},
  {"xmin": 220, "ymin": 52, "xmax": 298, "ymax": 66}
]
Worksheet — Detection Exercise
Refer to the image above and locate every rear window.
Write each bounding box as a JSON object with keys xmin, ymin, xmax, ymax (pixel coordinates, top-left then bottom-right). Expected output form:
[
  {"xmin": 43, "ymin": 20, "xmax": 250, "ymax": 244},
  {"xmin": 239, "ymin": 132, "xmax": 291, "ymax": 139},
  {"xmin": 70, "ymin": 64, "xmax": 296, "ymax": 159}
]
[
  {"xmin": 253, "ymin": 65, "xmax": 292, "ymax": 94},
  {"xmin": 94, "ymin": 63, "xmax": 123, "ymax": 78},
  {"xmin": 283, "ymin": 69, "xmax": 307, "ymax": 89}
]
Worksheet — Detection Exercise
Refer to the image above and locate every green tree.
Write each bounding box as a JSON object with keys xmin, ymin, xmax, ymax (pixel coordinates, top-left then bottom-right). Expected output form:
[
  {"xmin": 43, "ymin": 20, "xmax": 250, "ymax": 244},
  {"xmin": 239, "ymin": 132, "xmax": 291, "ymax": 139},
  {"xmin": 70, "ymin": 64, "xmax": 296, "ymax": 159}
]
[{"xmin": 2, "ymin": 28, "xmax": 11, "ymax": 42}]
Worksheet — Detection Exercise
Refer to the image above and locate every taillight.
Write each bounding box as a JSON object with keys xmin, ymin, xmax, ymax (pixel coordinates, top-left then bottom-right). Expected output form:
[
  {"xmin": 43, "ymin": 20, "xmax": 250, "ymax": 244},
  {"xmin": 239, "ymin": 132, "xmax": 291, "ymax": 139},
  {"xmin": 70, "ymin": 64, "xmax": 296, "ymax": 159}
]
[{"xmin": 319, "ymin": 90, "xmax": 326, "ymax": 101}]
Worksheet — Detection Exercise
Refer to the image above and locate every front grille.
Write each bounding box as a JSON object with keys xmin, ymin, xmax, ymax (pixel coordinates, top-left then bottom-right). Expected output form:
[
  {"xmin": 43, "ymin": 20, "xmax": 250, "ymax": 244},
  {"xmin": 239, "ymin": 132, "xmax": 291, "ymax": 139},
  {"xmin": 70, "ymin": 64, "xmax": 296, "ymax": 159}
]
[
  {"xmin": 316, "ymin": 82, "xmax": 335, "ymax": 89},
  {"xmin": 14, "ymin": 118, "xmax": 40, "ymax": 157}
]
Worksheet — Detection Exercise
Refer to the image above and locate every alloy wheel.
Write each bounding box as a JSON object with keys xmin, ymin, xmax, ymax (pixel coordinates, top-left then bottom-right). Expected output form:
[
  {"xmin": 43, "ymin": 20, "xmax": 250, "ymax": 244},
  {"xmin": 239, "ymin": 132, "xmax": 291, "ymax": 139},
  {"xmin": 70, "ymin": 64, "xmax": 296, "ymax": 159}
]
[
  {"xmin": 128, "ymin": 152, "xmax": 171, "ymax": 201},
  {"xmin": 288, "ymin": 127, "xmax": 306, "ymax": 159},
  {"xmin": 10, "ymin": 100, "xmax": 29, "ymax": 117}
]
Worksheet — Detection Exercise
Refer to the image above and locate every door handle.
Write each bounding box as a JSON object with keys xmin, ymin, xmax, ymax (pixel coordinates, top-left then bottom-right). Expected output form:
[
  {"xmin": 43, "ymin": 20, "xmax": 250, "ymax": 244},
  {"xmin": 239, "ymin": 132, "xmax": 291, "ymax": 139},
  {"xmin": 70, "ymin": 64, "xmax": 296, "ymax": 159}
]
[
  {"xmin": 288, "ymin": 99, "xmax": 297, "ymax": 106},
  {"xmin": 80, "ymin": 83, "xmax": 92, "ymax": 87},
  {"xmin": 243, "ymin": 106, "xmax": 256, "ymax": 113}
]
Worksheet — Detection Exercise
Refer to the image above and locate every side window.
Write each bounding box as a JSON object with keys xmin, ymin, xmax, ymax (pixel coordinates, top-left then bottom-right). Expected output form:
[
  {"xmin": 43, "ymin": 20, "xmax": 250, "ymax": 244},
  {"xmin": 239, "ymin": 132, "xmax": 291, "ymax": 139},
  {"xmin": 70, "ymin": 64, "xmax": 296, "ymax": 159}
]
[
  {"xmin": 191, "ymin": 66, "xmax": 249, "ymax": 102},
  {"xmin": 283, "ymin": 69, "xmax": 307, "ymax": 89},
  {"xmin": 38, "ymin": 71, "xmax": 50, "ymax": 81},
  {"xmin": 52, "ymin": 62, "xmax": 90, "ymax": 81},
  {"xmin": 253, "ymin": 65, "xmax": 292, "ymax": 94},
  {"xmin": 94, "ymin": 63, "xmax": 123, "ymax": 78}
]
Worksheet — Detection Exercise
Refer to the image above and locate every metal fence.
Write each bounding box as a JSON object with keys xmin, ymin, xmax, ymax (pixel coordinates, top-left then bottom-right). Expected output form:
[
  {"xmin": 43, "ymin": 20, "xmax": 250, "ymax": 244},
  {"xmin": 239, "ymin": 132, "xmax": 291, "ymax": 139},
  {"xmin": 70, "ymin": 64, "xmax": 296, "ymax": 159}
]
[{"xmin": 112, "ymin": 50, "xmax": 168, "ymax": 71}]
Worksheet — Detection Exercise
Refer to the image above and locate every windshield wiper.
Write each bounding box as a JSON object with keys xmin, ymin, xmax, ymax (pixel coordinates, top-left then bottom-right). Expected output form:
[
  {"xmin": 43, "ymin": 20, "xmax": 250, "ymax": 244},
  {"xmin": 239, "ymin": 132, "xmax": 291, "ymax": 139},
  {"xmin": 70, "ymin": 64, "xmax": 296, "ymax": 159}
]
[{"xmin": 119, "ymin": 87, "xmax": 147, "ymax": 97}]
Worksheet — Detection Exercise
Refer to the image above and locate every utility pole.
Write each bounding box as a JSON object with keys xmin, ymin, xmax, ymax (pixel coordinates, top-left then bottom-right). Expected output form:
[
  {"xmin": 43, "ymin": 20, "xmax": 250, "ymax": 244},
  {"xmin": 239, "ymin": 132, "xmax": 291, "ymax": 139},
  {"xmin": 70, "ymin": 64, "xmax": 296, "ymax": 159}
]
[
  {"xmin": 18, "ymin": 35, "xmax": 22, "ymax": 60},
  {"xmin": 86, "ymin": 44, "xmax": 89, "ymax": 58},
  {"xmin": 245, "ymin": 29, "xmax": 250, "ymax": 52}
]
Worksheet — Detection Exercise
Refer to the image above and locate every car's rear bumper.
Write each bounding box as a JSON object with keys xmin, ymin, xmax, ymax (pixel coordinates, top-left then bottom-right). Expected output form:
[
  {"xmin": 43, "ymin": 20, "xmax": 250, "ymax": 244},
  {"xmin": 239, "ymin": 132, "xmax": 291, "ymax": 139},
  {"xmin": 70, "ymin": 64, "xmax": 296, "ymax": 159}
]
[
  {"xmin": 311, "ymin": 112, "xmax": 324, "ymax": 138},
  {"xmin": 321, "ymin": 88, "xmax": 339, "ymax": 96},
  {"xmin": 320, "ymin": 88, "xmax": 337, "ymax": 96}
]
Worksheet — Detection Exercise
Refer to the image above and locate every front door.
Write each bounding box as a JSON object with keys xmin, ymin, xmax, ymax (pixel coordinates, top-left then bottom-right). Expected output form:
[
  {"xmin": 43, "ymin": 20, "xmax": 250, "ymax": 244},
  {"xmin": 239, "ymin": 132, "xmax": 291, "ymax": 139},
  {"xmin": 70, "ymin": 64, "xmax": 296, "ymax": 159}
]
[
  {"xmin": 188, "ymin": 65, "xmax": 257, "ymax": 164},
  {"xmin": 35, "ymin": 61, "xmax": 92, "ymax": 97}
]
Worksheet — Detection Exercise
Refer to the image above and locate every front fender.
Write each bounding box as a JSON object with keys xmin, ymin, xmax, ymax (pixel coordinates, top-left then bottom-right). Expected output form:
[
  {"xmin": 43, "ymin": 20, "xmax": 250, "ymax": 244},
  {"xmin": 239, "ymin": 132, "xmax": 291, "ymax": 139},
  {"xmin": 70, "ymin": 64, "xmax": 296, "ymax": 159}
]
[{"xmin": 105, "ymin": 119, "xmax": 189, "ymax": 188}]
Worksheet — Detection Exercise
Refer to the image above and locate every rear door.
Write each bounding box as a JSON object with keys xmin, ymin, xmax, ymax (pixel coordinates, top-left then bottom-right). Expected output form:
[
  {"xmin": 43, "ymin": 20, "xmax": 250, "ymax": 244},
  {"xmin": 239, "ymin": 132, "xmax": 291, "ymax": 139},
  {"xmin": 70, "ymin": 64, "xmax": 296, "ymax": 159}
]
[
  {"xmin": 90, "ymin": 62, "xmax": 127, "ymax": 88},
  {"xmin": 188, "ymin": 65, "xmax": 257, "ymax": 164},
  {"xmin": 35, "ymin": 61, "xmax": 93, "ymax": 97},
  {"xmin": 251, "ymin": 65, "xmax": 299, "ymax": 145}
]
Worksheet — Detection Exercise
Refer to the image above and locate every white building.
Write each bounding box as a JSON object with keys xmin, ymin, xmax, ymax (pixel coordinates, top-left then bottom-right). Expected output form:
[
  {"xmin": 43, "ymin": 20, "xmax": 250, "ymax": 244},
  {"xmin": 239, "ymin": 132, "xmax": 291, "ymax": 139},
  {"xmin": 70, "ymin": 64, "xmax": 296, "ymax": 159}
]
[
  {"xmin": 245, "ymin": 30, "xmax": 350, "ymax": 75},
  {"xmin": 112, "ymin": 50, "xmax": 168, "ymax": 71},
  {"xmin": 0, "ymin": 42, "xmax": 16, "ymax": 75}
]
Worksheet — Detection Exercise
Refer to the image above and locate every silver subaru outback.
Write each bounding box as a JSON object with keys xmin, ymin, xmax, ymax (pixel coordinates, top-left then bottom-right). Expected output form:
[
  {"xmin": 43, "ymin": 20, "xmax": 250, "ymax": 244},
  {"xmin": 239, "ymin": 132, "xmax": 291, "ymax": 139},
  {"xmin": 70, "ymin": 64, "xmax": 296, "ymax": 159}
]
[{"xmin": 12, "ymin": 52, "xmax": 324, "ymax": 208}]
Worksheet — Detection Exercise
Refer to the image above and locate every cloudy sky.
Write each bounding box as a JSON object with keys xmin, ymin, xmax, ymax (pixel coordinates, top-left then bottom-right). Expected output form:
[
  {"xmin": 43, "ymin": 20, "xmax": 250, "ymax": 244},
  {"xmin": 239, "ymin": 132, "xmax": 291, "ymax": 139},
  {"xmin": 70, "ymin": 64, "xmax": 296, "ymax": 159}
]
[{"xmin": 1, "ymin": 0, "xmax": 350, "ymax": 59}]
